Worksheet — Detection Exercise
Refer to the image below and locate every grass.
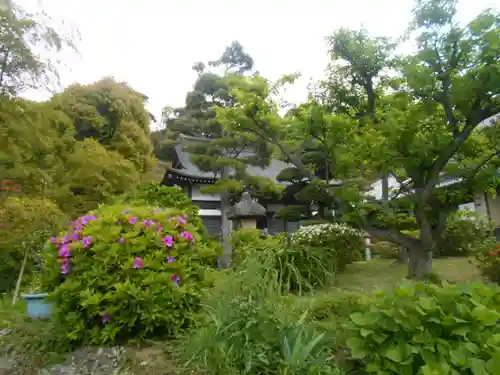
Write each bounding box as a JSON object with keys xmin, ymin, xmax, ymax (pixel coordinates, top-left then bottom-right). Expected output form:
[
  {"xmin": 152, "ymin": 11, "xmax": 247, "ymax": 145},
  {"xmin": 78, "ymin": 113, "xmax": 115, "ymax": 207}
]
[{"xmin": 334, "ymin": 257, "xmax": 481, "ymax": 291}]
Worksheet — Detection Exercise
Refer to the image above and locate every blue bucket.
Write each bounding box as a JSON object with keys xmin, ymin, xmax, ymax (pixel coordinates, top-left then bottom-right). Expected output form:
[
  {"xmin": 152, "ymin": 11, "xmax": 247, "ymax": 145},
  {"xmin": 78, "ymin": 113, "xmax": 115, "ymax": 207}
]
[{"xmin": 22, "ymin": 293, "xmax": 53, "ymax": 319}]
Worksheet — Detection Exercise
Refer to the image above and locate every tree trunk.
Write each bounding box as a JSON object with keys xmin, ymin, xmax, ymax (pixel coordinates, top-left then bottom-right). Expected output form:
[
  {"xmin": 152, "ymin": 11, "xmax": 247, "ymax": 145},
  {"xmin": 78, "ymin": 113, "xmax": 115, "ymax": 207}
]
[
  {"xmin": 396, "ymin": 247, "xmax": 409, "ymax": 264},
  {"xmin": 218, "ymin": 166, "xmax": 233, "ymax": 268},
  {"xmin": 408, "ymin": 246, "xmax": 432, "ymax": 279},
  {"xmin": 408, "ymin": 209, "xmax": 433, "ymax": 279}
]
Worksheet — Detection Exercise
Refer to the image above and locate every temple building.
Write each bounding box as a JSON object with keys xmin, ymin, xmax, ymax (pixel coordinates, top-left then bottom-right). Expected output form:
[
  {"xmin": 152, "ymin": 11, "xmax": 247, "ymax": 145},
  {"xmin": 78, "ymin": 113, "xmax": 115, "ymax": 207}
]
[{"xmin": 161, "ymin": 134, "xmax": 301, "ymax": 236}]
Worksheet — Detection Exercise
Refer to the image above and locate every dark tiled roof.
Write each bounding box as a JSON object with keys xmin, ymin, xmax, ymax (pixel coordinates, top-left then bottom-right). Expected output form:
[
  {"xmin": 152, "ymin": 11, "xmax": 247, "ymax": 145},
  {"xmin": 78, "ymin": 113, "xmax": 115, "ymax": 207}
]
[{"xmin": 167, "ymin": 134, "xmax": 292, "ymax": 183}]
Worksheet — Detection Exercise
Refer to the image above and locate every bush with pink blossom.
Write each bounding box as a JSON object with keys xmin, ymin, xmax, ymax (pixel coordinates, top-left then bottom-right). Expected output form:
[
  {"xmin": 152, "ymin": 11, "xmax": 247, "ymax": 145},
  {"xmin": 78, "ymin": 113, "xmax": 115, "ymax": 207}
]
[{"xmin": 41, "ymin": 204, "xmax": 220, "ymax": 344}]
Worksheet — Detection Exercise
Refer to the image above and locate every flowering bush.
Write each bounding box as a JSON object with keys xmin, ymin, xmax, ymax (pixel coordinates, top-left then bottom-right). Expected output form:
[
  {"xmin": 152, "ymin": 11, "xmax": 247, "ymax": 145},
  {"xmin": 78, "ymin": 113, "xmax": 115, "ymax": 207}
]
[
  {"xmin": 291, "ymin": 223, "xmax": 364, "ymax": 272},
  {"xmin": 41, "ymin": 204, "xmax": 219, "ymax": 344},
  {"xmin": 475, "ymin": 238, "xmax": 500, "ymax": 284}
]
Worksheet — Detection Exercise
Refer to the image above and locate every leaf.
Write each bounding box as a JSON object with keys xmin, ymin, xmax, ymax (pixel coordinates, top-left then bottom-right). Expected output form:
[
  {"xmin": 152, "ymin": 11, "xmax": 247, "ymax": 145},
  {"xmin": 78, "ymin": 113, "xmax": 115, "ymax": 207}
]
[
  {"xmin": 471, "ymin": 306, "xmax": 500, "ymax": 326},
  {"xmin": 346, "ymin": 337, "xmax": 368, "ymax": 359},
  {"xmin": 384, "ymin": 343, "xmax": 412, "ymax": 363},
  {"xmin": 486, "ymin": 352, "xmax": 500, "ymax": 375},
  {"xmin": 450, "ymin": 347, "xmax": 468, "ymax": 367},
  {"xmin": 469, "ymin": 358, "xmax": 487, "ymax": 375},
  {"xmin": 350, "ymin": 311, "xmax": 378, "ymax": 326}
]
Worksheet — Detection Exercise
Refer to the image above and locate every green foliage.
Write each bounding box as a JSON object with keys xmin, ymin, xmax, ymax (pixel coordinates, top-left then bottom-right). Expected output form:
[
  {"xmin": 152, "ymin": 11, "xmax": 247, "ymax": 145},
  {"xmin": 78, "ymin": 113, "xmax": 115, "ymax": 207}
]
[
  {"xmin": 41, "ymin": 204, "xmax": 219, "ymax": 345},
  {"xmin": 371, "ymin": 240, "xmax": 402, "ymax": 259},
  {"xmin": 52, "ymin": 77, "xmax": 154, "ymax": 174},
  {"xmin": 475, "ymin": 239, "xmax": 500, "ymax": 284},
  {"xmin": 231, "ymin": 229, "xmax": 336, "ymax": 293},
  {"xmin": 181, "ymin": 257, "xmax": 345, "ymax": 375},
  {"xmin": 0, "ymin": 196, "xmax": 67, "ymax": 292},
  {"xmin": 345, "ymin": 280, "xmax": 500, "ymax": 374},
  {"xmin": 434, "ymin": 211, "xmax": 495, "ymax": 257}
]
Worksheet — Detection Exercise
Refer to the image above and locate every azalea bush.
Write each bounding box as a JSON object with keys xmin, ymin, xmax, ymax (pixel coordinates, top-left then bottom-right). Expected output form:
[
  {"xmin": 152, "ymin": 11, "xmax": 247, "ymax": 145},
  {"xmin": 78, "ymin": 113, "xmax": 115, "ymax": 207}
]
[
  {"xmin": 346, "ymin": 280, "xmax": 500, "ymax": 374},
  {"xmin": 291, "ymin": 223, "xmax": 364, "ymax": 272},
  {"xmin": 475, "ymin": 238, "xmax": 500, "ymax": 284},
  {"xmin": 119, "ymin": 183, "xmax": 204, "ymax": 233},
  {"xmin": 41, "ymin": 204, "xmax": 220, "ymax": 344}
]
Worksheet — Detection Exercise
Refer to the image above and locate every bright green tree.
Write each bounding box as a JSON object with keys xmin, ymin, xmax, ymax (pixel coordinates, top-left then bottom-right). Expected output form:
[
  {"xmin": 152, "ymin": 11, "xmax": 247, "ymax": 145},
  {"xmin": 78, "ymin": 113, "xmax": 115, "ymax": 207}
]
[
  {"xmin": 52, "ymin": 77, "xmax": 155, "ymax": 175},
  {"xmin": 216, "ymin": 0, "xmax": 500, "ymax": 279}
]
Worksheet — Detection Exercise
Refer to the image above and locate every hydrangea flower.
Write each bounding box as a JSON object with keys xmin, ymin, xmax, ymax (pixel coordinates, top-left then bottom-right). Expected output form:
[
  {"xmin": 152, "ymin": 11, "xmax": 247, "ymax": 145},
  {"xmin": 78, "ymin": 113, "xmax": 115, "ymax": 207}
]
[
  {"xmin": 133, "ymin": 257, "xmax": 144, "ymax": 269},
  {"xmin": 181, "ymin": 231, "xmax": 193, "ymax": 241},
  {"xmin": 163, "ymin": 235, "xmax": 174, "ymax": 247},
  {"xmin": 167, "ymin": 256, "xmax": 175, "ymax": 263}
]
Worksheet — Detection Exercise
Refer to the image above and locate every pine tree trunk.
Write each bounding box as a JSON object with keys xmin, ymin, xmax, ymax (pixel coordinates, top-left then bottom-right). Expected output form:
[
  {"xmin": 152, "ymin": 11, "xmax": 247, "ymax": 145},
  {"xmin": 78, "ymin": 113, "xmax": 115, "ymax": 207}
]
[{"xmin": 218, "ymin": 166, "xmax": 233, "ymax": 268}]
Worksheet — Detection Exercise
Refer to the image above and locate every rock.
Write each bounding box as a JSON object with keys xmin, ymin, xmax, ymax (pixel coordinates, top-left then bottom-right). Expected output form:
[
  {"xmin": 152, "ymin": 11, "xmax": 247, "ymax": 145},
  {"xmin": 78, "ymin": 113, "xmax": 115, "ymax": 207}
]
[{"xmin": 0, "ymin": 356, "xmax": 16, "ymax": 372}]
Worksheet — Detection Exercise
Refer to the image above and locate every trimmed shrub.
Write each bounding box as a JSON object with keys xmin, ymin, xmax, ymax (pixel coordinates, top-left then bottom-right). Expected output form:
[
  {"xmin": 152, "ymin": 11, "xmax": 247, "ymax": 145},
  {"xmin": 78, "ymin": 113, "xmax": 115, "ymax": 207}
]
[
  {"xmin": 41, "ymin": 204, "xmax": 219, "ymax": 345},
  {"xmin": 0, "ymin": 196, "xmax": 68, "ymax": 292},
  {"xmin": 434, "ymin": 211, "xmax": 494, "ymax": 257},
  {"xmin": 181, "ymin": 256, "xmax": 345, "ymax": 375},
  {"xmin": 346, "ymin": 280, "xmax": 500, "ymax": 374},
  {"xmin": 291, "ymin": 223, "xmax": 364, "ymax": 272}
]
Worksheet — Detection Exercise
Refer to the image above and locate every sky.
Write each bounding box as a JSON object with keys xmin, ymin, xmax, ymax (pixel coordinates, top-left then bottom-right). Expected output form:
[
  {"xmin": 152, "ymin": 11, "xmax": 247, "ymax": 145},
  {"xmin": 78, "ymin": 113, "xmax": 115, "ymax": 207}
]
[{"xmin": 16, "ymin": 0, "xmax": 500, "ymax": 127}]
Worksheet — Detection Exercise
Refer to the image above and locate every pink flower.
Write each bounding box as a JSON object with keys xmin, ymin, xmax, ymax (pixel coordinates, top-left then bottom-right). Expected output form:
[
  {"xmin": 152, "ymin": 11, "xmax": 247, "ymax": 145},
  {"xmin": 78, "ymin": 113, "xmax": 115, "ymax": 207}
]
[
  {"xmin": 167, "ymin": 256, "xmax": 175, "ymax": 263},
  {"xmin": 128, "ymin": 217, "xmax": 137, "ymax": 225},
  {"xmin": 133, "ymin": 257, "xmax": 144, "ymax": 269},
  {"xmin": 156, "ymin": 225, "xmax": 163, "ymax": 233},
  {"xmin": 176, "ymin": 216, "xmax": 186, "ymax": 226},
  {"xmin": 171, "ymin": 274, "xmax": 181, "ymax": 285},
  {"xmin": 163, "ymin": 235, "xmax": 174, "ymax": 247},
  {"xmin": 82, "ymin": 236, "xmax": 93, "ymax": 248},
  {"xmin": 181, "ymin": 231, "xmax": 193, "ymax": 241},
  {"xmin": 50, "ymin": 237, "xmax": 58, "ymax": 244},
  {"xmin": 60, "ymin": 258, "xmax": 70, "ymax": 275},
  {"xmin": 58, "ymin": 244, "xmax": 71, "ymax": 258},
  {"xmin": 119, "ymin": 238, "xmax": 125, "ymax": 244},
  {"xmin": 71, "ymin": 233, "xmax": 79, "ymax": 241},
  {"xmin": 143, "ymin": 219, "xmax": 154, "ymax": 227}
]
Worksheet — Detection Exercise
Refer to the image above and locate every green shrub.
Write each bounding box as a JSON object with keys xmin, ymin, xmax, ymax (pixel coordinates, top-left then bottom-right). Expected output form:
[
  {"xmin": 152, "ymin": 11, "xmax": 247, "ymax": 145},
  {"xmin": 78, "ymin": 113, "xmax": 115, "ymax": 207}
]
[
  {"xmin": 475, "ymin": 238, "xmax": 500, "ymax": 283},
  {"xmin": 231, "ymin": 229, "xmax": 336, "ymax": 293},
  {"xmin": 291, "ymin": 223, "xmax": 364, "ymax": 272},
  {"xmin": 41, "ymin": 204, "xmax": 220, "ymax": 345},
  {"xmin": 434, "ymin": 211, "xmax": 494, "ymax": 257},
  {"xmin": 370, "ymin": 240, "xmax": 401, "ymax": 259},
  {"xmin": 0, "ymin": 196, "xmax": 68, "ymax": 292},
  {"xmin": 345, "ymin": 280, "xmax": 500, "ymax": 374},
  {"xmin": 181, "ymin": 256, "xmax": 345, "ymax": 375}
]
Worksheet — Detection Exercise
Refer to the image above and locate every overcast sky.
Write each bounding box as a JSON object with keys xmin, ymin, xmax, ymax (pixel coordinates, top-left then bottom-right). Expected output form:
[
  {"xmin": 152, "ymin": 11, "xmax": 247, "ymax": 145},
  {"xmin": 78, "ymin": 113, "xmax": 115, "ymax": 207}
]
[{"xmin": 16, "ymin": 0, "xmax": 500, "ymax": 126}]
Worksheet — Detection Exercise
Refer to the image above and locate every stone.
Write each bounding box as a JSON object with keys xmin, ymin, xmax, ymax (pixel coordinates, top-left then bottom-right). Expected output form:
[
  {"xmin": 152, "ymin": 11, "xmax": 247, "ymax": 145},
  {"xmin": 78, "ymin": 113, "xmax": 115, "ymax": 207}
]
[{"xmin": 227, "ymin": 192, "xmax": 266, "ymax": 219}]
